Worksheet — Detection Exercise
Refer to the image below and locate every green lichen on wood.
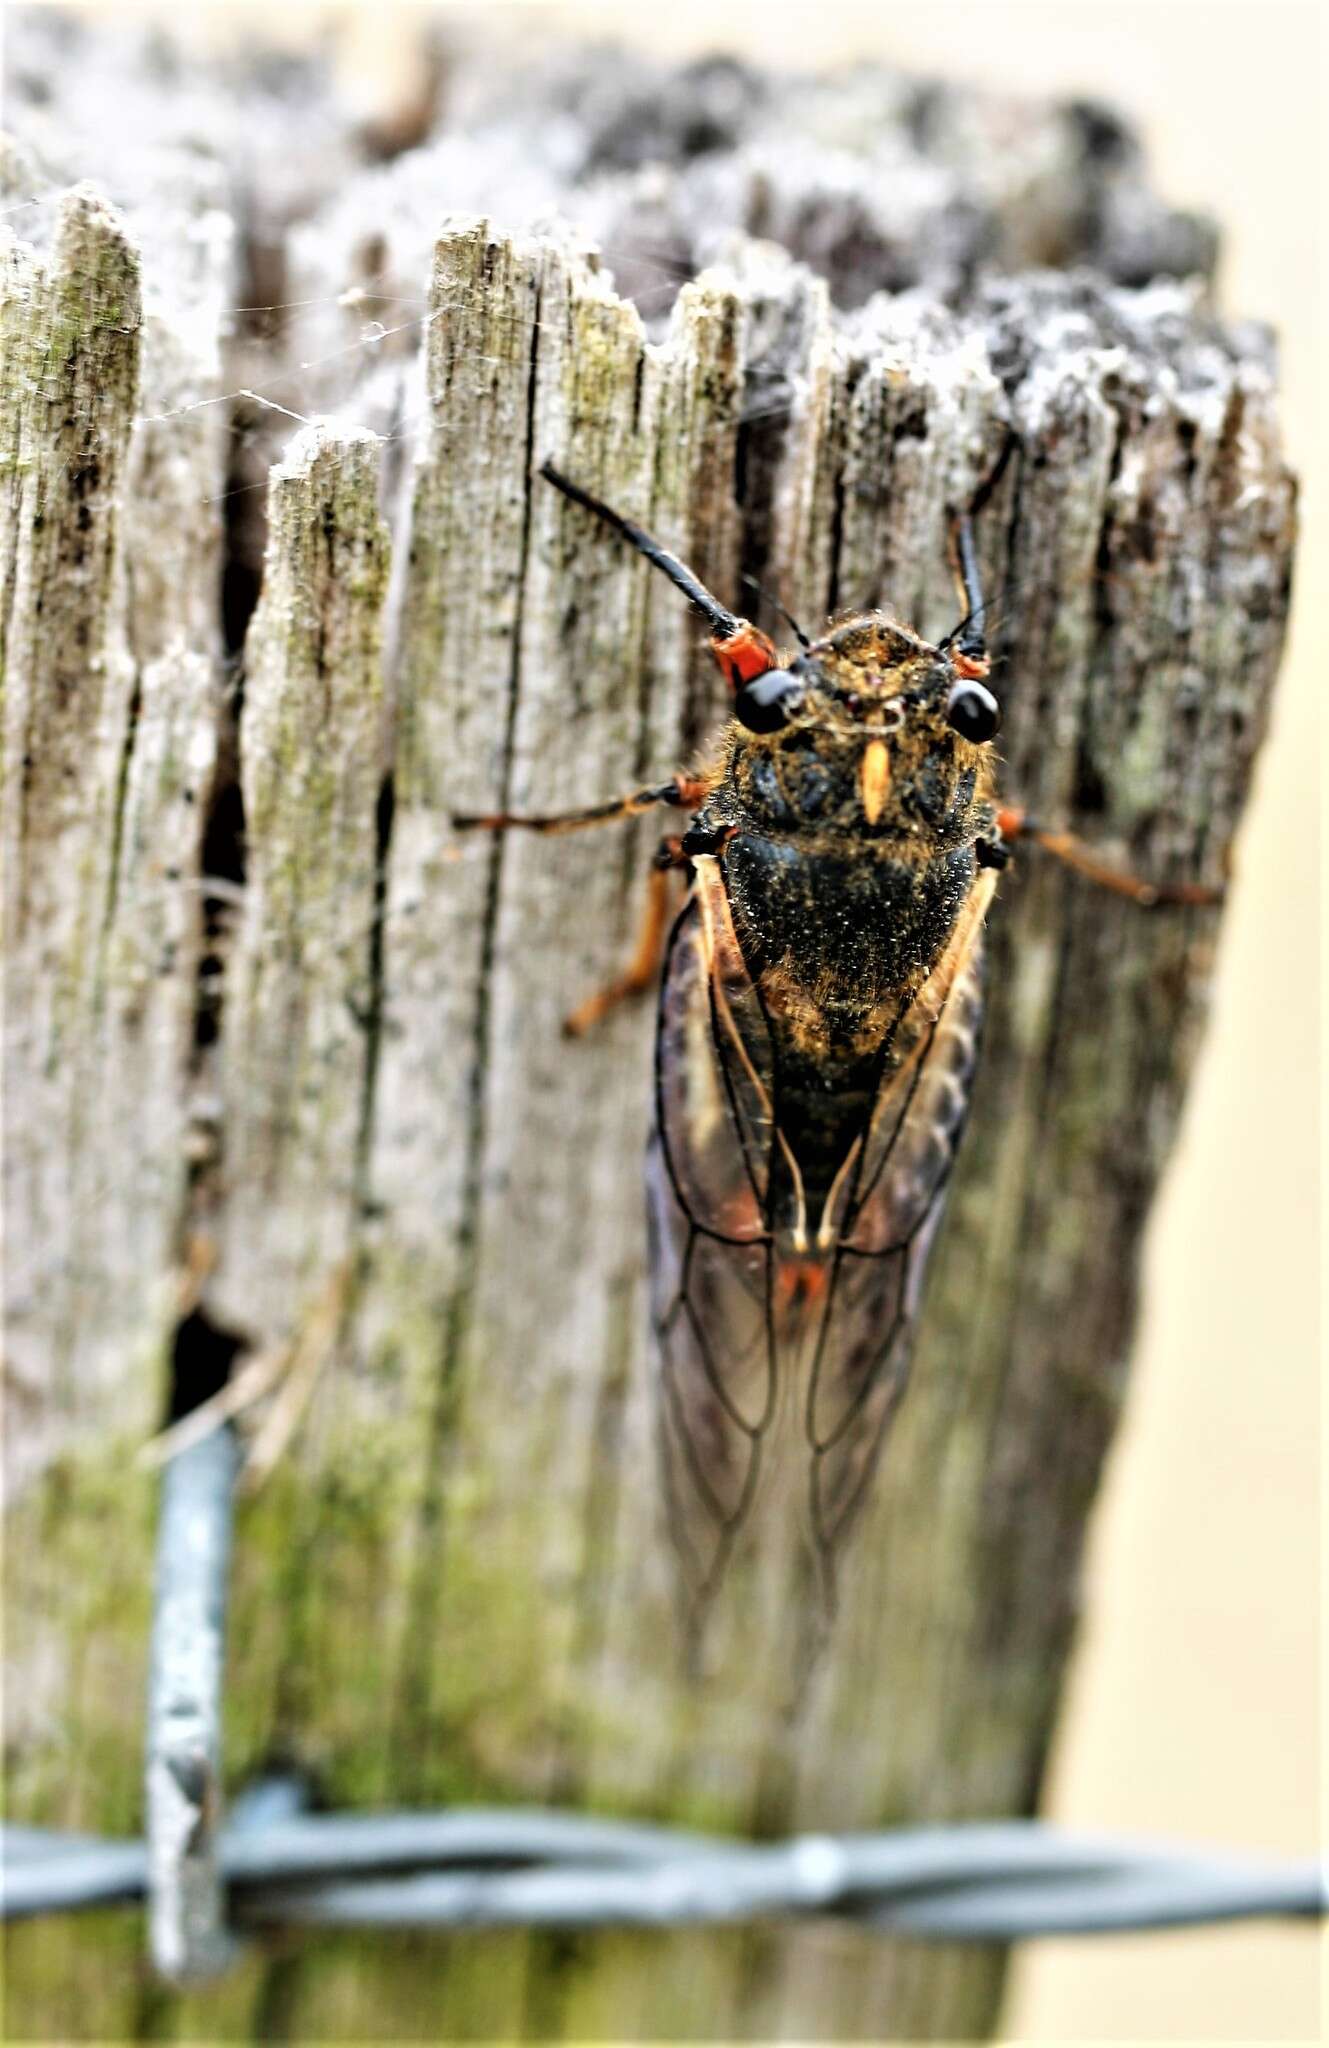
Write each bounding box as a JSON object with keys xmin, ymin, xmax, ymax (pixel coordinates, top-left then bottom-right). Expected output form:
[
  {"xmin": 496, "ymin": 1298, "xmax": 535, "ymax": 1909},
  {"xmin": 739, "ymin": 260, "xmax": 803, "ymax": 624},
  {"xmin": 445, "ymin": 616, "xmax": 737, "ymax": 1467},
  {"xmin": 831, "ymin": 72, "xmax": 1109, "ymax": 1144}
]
[
  {"xmin": 2, "ymin": 160, "xmax": 228, "ymax": 1458},
  {"xmin": 4, "ymin": 1439, "xmax": 157, "ymax": 1830},
  {"xmin": 1, "ymin": 188, "xmax": 141, "ymax": 856},
  {"xmin": 207, "ymin": 422, "xmax": 390, "ymax": 1333},
  {"xmin": 3, "ymin": 158, "xmax": 232, "ymax": 2040}
]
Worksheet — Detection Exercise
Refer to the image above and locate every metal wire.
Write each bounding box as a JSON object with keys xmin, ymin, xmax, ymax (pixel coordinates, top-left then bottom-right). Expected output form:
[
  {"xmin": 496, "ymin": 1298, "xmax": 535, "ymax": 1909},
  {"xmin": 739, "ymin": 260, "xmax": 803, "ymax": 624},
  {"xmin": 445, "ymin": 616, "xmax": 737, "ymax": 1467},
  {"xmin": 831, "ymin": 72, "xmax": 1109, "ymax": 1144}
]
[
  {"xmin": 143, "ymin": 1422, "xmax": 241, "ymax": 1978},
  {"xmin": 3, "ymin": 1408, "xmax": 1321, "ymax": 1978},
  {"xmin": 4, "ymin": 1812, "xmax": 1323, "ymax": 1939}
]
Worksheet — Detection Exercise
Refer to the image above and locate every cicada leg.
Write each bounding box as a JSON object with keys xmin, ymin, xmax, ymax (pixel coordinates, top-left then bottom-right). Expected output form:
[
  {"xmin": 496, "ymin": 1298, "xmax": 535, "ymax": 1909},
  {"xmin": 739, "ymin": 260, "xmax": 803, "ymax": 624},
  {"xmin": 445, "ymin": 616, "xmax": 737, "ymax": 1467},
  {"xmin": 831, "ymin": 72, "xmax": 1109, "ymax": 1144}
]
[
  {"xmin": 452, "ymin": 774, "xmax": 706, "ymax": 836},
  {"xmin": 563, "ymin": 815, "xmax": 744, "ymax": 1034},
  {"xmin": 453, "ymin": 767, "xmax": 716, "ymax": 1034},
  {"xmin": 986, "ymin": 805, "xmax": 1225, "ymax": 908},
  {"xmin": 562, "ymin": 850, "xmax": 686, "ymax": 1038}
]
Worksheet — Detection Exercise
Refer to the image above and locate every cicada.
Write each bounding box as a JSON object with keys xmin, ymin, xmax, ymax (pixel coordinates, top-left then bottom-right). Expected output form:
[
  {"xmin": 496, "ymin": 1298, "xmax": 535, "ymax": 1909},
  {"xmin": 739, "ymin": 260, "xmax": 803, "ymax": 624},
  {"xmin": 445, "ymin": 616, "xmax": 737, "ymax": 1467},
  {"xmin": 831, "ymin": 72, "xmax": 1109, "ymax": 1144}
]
[{"xmin": 458, "ymin": 460, "xmax": 1215, "ymax": 1643}]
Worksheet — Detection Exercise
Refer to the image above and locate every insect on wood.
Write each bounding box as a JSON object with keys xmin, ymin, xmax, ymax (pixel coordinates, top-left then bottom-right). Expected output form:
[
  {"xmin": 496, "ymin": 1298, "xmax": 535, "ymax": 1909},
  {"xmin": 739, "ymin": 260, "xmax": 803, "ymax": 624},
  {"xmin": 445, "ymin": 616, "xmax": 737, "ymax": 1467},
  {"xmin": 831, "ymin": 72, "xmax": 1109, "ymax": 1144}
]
[{"xmin": 456, "ymin": 455, "xmax": 1219, "ymax": 1655}]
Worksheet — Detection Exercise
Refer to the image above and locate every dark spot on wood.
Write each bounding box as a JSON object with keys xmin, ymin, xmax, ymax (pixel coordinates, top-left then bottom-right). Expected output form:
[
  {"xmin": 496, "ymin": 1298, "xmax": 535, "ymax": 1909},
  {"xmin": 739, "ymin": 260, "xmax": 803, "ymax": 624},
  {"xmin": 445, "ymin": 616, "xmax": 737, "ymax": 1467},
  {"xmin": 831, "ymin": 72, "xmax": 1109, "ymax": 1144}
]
[{"xmin": 164, "ymin": 1306, "xmax": 247, "ymax": 1423}]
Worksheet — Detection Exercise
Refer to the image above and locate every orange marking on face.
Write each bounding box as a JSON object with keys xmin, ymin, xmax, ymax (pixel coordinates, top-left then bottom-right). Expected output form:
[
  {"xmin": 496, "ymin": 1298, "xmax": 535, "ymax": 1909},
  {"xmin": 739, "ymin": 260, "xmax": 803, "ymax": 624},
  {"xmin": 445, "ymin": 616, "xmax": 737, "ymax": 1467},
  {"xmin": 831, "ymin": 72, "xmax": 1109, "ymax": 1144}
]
[
  {"xmin": 952, "ymin": 650, "xmax": 991, "ymax": 681},
  {"xmin": 860, "ymin": 738, "xmax": 891, "ymax": 825},
  {"xmin": 712, "ymin": 621, "xmax": 778, "ymax": 688}
]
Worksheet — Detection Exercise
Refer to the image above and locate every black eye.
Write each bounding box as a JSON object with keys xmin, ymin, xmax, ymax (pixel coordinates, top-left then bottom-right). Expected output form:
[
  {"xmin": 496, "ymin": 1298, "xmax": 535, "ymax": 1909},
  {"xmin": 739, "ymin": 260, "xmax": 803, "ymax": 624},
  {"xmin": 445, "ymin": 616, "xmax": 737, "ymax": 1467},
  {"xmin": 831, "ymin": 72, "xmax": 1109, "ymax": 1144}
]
[
  {"xmin": 946, "ymin": 679, "xmax": 1001, "ymax": 743},
  {"xmin": 733, "ymin": 669, "xmax": 806, "ymax": 734}
]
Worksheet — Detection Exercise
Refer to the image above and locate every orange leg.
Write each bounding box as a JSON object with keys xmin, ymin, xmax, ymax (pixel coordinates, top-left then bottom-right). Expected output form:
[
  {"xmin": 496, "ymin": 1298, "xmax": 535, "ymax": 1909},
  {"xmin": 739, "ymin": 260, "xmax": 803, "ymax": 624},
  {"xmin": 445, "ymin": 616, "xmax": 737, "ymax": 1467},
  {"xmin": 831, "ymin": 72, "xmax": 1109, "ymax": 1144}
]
[
  {"xmin": 453, "ymin": 776, "xmax": 706, "ymax": 837},
  {"xmin": 563, "ymin": 859, "xmax": 679, "ymax": 1038},
  {"xmin": 994, "ymin": 806, "xmax": 1225, "ymax": 908}
]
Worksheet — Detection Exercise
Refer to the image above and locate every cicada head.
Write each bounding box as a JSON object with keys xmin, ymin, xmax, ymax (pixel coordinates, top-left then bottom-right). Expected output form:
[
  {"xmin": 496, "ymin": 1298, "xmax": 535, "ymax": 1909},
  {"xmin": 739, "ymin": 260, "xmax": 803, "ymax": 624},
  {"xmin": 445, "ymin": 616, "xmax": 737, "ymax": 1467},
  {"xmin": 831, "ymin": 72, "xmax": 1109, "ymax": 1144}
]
[
  {"xmin": 530, "ymin": 461, "xmax": 1001, "ymax": 859},
  {"xmin": 725, "ymin": 610, "xmax": 1002, "ymax": 852}
]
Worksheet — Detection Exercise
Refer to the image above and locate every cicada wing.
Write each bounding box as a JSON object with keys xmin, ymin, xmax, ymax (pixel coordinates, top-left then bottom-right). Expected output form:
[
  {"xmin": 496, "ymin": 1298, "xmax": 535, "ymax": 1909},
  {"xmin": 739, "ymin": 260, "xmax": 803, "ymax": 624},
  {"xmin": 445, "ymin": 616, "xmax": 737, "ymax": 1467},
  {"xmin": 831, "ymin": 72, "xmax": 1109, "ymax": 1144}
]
[
  {"xmin": 648, "ymin": 867, "xmax": 780, "ymax": 1609},
  {"xmin": 654, "ymin": 855, "xmax": 781, "ymax": 1225},
  {"xmin": 648, "ymin": 1134, "xmax": 773, "ymax": 1605},
  {"xmin": 804, "ymin": 1243, "xmax": 916, "ymax": 1569},
  {"xmin": 648, "ymin": 859, "xmax": 993, "ymax": 1623},
  {"xmin": 805, "ymin": 886, "xmax": 991, "ymax": 1584}
]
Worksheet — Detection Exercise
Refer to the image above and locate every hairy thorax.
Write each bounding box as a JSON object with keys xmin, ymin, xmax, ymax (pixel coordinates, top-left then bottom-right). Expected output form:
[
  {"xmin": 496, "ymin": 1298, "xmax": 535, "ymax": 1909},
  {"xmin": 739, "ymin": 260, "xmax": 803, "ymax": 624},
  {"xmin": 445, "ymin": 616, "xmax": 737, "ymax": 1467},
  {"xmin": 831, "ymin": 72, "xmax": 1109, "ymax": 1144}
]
[
  {"xmin": 682, "ymin": 612, "xmax": 998, "ymax": 1178},
  {"xmin": 723, "ymin": 829, "xmax": 975, "ymax": 1048}
]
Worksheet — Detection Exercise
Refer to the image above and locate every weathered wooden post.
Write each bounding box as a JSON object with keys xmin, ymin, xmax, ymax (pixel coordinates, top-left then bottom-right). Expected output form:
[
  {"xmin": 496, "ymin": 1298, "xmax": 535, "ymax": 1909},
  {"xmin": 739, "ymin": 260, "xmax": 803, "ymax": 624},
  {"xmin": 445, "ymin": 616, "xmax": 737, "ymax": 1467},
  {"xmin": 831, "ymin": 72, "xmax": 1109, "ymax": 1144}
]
[{"xmin": 3, "ymin": 18, "xmax": 1295, "ymax": 2038}]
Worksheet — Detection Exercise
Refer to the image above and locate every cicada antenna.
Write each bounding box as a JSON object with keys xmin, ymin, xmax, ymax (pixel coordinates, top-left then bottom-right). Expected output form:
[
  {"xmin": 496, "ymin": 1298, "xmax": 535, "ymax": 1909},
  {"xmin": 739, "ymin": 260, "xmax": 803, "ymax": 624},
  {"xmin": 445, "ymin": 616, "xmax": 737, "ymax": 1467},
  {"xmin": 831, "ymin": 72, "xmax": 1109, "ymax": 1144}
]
[
  {"xmin": 939, "ymin": 433, "xmax": 1016, "ymax": 666},
  {"xmin": 740, "ymin": 571, "xmax": 811, "ymax": 650},
  {"xmin": 540, "ymin": 459, "xmax": 740, "ymax": 636},
  {"xmin": 539, "ymin": 459, "xmax": 778, "ymax": 687},
  {"xmin": 943, "ymin": 512, "xmax": 990, "ymax": 667}
]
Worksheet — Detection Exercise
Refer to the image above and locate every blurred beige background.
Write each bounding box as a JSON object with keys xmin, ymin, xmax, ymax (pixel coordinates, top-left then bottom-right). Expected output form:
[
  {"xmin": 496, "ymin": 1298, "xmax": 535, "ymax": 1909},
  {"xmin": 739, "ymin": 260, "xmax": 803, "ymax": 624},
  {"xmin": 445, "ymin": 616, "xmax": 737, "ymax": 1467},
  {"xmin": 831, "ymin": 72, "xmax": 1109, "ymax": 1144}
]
[{"xmin": 48, "ymin": 1, "xmax": 1323, "ymax": 2037}]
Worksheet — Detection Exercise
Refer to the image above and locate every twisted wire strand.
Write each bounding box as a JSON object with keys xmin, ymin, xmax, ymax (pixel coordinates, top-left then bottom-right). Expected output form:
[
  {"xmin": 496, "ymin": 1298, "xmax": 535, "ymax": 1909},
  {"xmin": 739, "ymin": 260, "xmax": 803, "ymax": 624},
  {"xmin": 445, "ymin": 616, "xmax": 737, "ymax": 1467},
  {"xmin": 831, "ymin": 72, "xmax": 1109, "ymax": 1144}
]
[{"xmin": 4, "ymin": 1813, "xmax": 1323, "ymax": 1939}]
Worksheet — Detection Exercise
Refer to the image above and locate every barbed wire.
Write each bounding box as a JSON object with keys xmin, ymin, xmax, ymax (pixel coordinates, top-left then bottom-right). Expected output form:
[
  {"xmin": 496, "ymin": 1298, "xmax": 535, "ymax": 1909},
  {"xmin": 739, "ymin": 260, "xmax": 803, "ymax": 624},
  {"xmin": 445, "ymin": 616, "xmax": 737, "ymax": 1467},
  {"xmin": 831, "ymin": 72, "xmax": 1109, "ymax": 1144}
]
[
  {"xmin": 5, "ymin": 1809, "xmax": 1323, "ymax": 1941},
  {"xmin": 3, "ymin": 1424, "xmax": 1322, "ymax": 1985}
]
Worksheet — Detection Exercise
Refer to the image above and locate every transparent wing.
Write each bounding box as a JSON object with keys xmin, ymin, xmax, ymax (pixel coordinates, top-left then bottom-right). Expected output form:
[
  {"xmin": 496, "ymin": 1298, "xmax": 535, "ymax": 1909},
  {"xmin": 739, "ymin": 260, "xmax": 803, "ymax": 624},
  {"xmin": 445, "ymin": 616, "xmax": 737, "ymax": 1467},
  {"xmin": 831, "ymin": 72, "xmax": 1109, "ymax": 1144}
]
[
  {"xmin": 649, "ymin": 859, "xmax": 992, "ymax": 1623},
  {"xmin": 804, "ymin": 923, "xmax": 986, "ymax": 1589},
  {"xmin": 647, "ymin": 864, "xmax": 779, "ymax": 1614}
]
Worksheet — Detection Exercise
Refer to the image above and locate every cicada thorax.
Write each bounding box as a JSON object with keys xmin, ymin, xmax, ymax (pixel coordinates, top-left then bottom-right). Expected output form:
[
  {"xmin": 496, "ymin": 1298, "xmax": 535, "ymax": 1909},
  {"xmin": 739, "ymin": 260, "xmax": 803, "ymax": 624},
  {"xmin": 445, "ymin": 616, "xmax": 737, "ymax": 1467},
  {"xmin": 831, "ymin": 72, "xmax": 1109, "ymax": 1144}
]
[
  {"xmin": 688, "ymin": 610, "xmax": 998, "ymax": 1239},
  {"xmin": 651, "ymin": 610, "xmax": 1001, "ymax": 1638}
]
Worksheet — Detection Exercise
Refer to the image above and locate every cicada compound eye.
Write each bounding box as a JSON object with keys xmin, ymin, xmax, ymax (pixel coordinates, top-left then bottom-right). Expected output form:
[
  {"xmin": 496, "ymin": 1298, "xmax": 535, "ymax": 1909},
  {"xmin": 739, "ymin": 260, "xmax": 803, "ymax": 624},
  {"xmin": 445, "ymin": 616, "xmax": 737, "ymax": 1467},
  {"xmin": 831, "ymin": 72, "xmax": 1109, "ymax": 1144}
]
[
  {"xmin": 945, "ymin": 677, "xmax": 1002, "ymax": 743},
  {"xmin": 733, "ymin": 668, "xmax": 806, "ymax": 734}
]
